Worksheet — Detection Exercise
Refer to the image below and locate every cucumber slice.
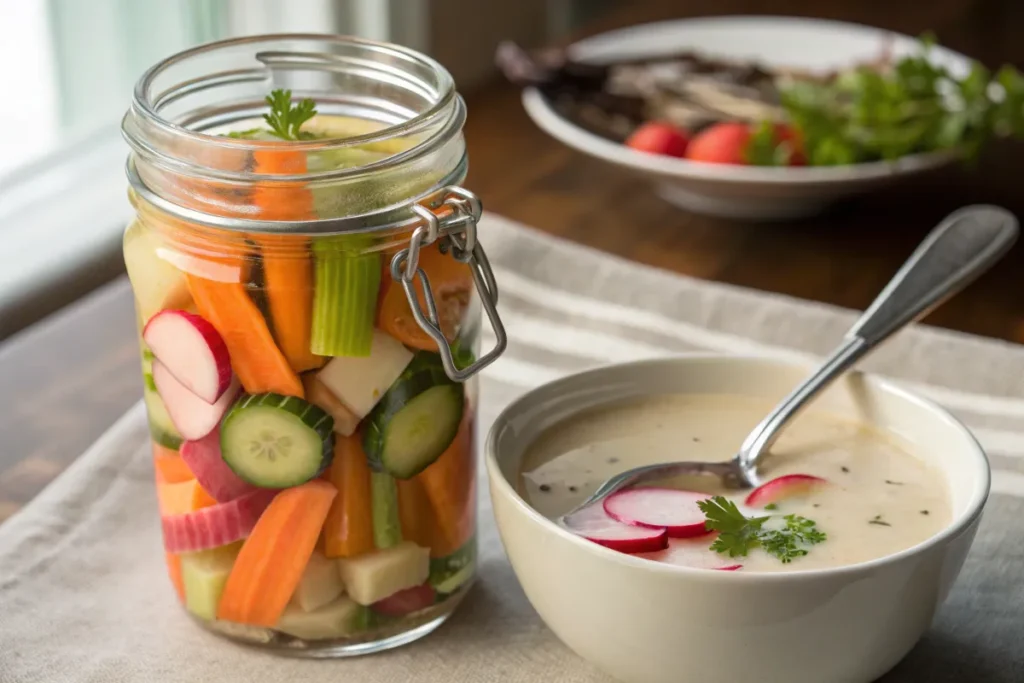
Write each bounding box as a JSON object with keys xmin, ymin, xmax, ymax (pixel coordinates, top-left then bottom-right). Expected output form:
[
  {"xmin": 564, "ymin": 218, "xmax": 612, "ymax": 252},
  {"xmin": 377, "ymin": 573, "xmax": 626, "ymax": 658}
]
[
  {"xmin": 220, "ymin": 393, "xmax": 334, "ymax": 488},
  {"xmin": 144, "ymin": 379, "xmax": 184, "ymax": 450},
  {"xmin": 363, "ymin": 352, "xmax": 465, "ymax": 479},
  {"xmin": 141, "ymin": 348, "xmax": 183, "ymax": 449},
  {"xmin": 429, "ymin": 538, "xmax": 476, "ymax": 595},
  {"xmin": 434, "ymin": 562, "xmax": 475, "ymax": 596},
  {"xmin": 181, "ymin": 542, "xmax": 242, "ymax": 621}
]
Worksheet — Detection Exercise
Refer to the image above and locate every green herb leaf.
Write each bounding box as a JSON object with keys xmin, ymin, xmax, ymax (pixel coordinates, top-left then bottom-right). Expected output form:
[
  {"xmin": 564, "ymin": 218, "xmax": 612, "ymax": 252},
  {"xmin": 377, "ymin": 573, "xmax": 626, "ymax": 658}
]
[
  {"xmin": 698, "ymin": 496, "xmax": 768, "ymax": 559},
  {"xmin": 760, "ymin": 514, "xmax": 828, "ymax": 563},
  {"xmin": 698, "ymin": 495, "xmax": 827, "ymax": 564},
  {"xmin": 764, "ymin": 35, "xmax": 1024, "ymax": 166},
  {"xmin": 224, "ymin": 127, "xmax": 269, "ymax": 140},
  {"xmin": 262, "ymin": 89, "xmax": 317, "ymax": 141}
]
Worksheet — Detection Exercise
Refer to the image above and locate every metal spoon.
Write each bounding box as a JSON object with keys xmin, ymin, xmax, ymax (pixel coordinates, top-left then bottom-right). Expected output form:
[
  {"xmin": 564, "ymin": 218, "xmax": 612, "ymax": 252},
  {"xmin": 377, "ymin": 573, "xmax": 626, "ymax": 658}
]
[{"xmin": 565, "ymin": 205, "xmax": 1018, "ymax": 518}]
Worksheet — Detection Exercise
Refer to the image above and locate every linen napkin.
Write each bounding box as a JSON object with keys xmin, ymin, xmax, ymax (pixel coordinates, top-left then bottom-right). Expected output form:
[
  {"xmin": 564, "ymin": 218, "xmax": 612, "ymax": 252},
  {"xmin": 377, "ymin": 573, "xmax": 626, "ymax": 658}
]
[{"xmin": 1, "ymin": 213, "xmax": 1023, "ymax": 682}]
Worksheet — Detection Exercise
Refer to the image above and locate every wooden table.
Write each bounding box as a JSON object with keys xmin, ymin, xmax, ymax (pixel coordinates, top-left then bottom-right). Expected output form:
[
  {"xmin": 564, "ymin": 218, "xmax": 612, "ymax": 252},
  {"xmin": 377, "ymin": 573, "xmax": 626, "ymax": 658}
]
[{"xmin": 3, "ymin": 0, "xmax": 1024, "ymax": 523}]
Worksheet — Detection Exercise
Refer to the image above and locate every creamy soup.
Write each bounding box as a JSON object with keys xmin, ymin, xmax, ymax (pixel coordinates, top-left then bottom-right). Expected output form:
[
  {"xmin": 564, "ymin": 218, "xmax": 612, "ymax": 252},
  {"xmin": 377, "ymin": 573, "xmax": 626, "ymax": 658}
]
[{"xmin": 520, "ymin": 394, "xmax": 951, "ymax": 572}]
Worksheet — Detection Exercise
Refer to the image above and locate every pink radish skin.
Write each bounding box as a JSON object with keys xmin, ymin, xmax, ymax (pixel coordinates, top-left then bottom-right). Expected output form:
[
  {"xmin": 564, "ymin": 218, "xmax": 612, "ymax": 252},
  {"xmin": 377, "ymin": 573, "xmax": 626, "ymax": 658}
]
[
  {"xmin": 161, "ymin": 488, "xmax": 277, "ymax": 553},
  {"xmin": 563, "ymin": 503, "xmax": 668, "ymax": 553},
  {"xmin": 603, "ymin": 488, "xmax": 712, "ymax": 538},
  {"xmin": 152, "ymin": 360, "xmax": 239, "ymax": 440},
  {"xmin": 745, "ymin": 474, "xmax": 828, "ymax": 508},
  {"xmin": 180, "ymin": 429, "xmax": 259, "ymax": 502},
  {"xmin": 717, "ymin": 565, "xmax": 743, "ymax": 571},
  {"xmin": 143, "ymin": 309, "xmax": 232, "ymax": 404}
]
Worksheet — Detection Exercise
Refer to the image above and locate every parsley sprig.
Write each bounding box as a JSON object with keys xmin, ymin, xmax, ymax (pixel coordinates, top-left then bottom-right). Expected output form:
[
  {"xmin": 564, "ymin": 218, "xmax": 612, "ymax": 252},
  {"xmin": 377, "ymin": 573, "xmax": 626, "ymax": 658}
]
[
  {"xmin": 262, "ymin": 89, "xmax": 317, "ymax": 141},
  {"xmin": 750, "ymin": 34, "xmax": 1024, "ymax": 166},
  {"xmin": 698, "ymin": 496, "xmax": 827, "ymax": 564}
]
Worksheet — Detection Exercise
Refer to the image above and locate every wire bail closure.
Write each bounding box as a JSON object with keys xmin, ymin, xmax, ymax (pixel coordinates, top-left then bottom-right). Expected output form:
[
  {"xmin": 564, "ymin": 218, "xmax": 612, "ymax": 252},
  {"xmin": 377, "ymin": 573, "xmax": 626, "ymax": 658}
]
[{"xmin": 390, "ymin": 186, "xmax": 507, "ymax": 381}]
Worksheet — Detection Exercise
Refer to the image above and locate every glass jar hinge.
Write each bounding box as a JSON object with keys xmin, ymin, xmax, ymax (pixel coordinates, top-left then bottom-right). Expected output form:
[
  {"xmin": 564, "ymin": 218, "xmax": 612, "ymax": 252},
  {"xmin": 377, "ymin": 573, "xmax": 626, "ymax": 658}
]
[{"xmin": 390, "ymin": 186, "xmax": 507, "ymax": 381}]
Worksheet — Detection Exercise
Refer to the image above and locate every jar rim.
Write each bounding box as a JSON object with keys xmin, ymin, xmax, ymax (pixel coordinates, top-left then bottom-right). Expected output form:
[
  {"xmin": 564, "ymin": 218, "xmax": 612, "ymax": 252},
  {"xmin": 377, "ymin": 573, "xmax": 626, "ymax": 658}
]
[
  {"xmin": 122, "ymin": 33, "xmax": 469, "ymax": 235},
  {"xmin": 129, "ymin": 33, "xmax": 457, "ymax": 156}
]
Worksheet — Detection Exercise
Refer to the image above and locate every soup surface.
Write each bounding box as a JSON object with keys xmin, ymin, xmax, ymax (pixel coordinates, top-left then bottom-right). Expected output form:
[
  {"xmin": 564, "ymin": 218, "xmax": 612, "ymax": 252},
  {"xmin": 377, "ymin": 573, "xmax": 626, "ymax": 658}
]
[{"xmin": 520, "ymin": 394, "xmax": 950, "ymax": 572}]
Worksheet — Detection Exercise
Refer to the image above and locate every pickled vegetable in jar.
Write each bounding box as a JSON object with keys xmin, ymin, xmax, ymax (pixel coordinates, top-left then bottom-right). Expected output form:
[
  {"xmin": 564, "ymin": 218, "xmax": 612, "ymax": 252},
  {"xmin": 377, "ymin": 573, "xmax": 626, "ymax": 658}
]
[{"xmin": 121, "ymin": 35, "xmax": 506, "ymax": 656}]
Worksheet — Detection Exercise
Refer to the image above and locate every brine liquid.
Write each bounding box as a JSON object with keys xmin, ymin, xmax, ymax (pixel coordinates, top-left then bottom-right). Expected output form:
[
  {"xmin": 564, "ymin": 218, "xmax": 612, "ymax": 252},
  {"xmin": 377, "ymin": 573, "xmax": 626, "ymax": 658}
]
[{"xmin": 520, "ymin": 395, "xmax": 950, "ymax": 572}]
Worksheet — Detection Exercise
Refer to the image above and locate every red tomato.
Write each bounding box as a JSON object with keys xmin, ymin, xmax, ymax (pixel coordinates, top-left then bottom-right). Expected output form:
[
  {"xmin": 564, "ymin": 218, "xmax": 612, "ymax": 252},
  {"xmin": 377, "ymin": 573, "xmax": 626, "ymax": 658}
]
[
  {"xmin": 371, "ymin": 584, "xmax": 437, "ymax": 617},
  {"xmin": 625, "ymin": 122, "xmax": 691, "ymax": 158},
  {"xmin": 684, "ymin": 123, "xmax": 751, "ymax": 165}
]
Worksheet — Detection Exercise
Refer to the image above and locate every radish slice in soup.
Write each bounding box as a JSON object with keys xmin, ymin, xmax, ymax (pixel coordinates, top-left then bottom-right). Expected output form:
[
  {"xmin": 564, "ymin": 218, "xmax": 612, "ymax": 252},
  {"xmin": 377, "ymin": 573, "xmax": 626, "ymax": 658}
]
[
  {"xmin": 603, "ymin": 488, "xmax": 712, "ymax": 538},
  {"xmin": 745, "ymin": 474, "xmax": 828, "ymax": 508},
  {"xmin": 563, "ymin": 503, "xmax": 668, "ymax": 553}
]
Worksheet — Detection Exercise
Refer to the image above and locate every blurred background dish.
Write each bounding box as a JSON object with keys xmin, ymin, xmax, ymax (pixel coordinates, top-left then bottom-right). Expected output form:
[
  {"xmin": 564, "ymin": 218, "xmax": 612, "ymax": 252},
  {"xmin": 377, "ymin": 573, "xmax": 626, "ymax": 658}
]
[{"xmin": 514, "ymin": 16, "xmax": 983, "ymax": 220}]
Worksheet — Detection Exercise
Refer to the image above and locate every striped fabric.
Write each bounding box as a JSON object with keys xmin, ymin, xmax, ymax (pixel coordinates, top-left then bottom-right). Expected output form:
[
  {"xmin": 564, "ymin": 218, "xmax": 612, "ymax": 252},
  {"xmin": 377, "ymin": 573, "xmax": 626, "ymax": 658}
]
[{"xmin": 0, "ymin": 213, "xmax": 1020, "ymax": 682}]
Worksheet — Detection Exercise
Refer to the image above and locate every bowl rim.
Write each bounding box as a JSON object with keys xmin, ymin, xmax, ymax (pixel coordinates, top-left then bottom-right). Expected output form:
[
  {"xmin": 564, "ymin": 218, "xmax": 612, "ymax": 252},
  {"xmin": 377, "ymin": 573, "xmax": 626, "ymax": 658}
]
[
  {"xmin": 484, "ymin": 354, "xmax": 991, "ymax": 583},
  {"xmin": 521, "ymin": 14, "xmax": 969, "ymax": 186}
]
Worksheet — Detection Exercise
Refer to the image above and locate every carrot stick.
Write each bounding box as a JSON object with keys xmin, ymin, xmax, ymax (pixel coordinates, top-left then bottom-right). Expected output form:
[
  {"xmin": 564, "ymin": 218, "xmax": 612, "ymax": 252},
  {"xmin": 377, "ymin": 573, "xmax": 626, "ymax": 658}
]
[
  {"xmin": 418, "ymin": 412, "xmax": 475, "ymax": 557},
  {"xmin": 157, "ymin": 479, "xmax": 217, "ymax": 516},
  {"xmin": 396, "ymin": 477, "xmax": 437, "ymax": 550},
  {"xmin": 250, "ymin": 149, "xmax": 322, "ymax": 374},
  {"xmin": 323, "ymin": 434, "xmax": 376, "ymax": 558},
  {"xmin": 217, "ymin": 480, "xmax": 337, "ymax": 626},
  {"xmin": 187, "ymin": 270, "xmax": 304, "ymax": 397},
  {"xmin": 166, "ymin": 552, "xmax": 185, "ymax": 602},
  {"xmin": 153, "ymin": 442, "xmax": 194, "ymax": 484}
]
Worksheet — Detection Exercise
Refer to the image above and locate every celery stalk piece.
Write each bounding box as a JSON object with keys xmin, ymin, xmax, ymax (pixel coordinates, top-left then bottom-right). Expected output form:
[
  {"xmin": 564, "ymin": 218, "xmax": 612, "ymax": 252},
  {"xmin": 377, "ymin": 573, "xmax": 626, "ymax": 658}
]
[
  {"xmin": 310, "ymin": 237, "xmax": 381, "ymax": 357},
  {"xmin": 370, "ymin": 470, "xmax": 403, "ymax": 550}
]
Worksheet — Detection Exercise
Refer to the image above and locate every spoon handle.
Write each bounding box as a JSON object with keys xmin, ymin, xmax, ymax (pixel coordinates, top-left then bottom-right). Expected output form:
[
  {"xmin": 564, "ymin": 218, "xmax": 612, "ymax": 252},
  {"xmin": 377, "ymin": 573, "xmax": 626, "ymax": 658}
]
[{"xmin": 739, "ymin": 205, "xmax": 1018, "ymax": 475}]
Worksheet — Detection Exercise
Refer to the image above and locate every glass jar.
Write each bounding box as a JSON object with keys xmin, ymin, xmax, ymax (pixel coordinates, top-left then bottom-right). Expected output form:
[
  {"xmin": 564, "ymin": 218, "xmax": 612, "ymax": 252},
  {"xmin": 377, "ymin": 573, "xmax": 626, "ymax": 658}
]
[{"xmin": 121, "ymin": 34, "xmax": 506, "ymax": 656}]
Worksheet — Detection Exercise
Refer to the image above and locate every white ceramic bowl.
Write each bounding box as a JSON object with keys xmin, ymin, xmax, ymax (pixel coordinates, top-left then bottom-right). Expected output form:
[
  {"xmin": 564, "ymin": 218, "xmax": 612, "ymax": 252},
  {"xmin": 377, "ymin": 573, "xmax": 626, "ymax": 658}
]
[
  {"xmin": 521, "ymin": 16, "xmax": 971, "ymax": 221},
  {"xmin": 486, "ymin": 356, "xmax": 989, "ymax": 683}
]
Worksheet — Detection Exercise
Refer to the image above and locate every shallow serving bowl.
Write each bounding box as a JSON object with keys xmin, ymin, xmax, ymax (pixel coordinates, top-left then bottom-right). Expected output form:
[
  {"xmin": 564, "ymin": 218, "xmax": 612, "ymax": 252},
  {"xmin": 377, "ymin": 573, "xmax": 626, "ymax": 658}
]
[
  {"xmin": 521, "ymin": 16, "xmax": 969, "ymax": 221},
  {"xmin": 485, "ymin": 355, "xmax": 989, "ymax": 683}
]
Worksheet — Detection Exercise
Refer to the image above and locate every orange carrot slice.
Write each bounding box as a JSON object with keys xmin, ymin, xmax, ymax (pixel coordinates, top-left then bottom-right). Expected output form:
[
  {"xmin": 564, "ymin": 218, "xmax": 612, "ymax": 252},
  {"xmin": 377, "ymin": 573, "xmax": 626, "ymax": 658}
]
[
  {"xmin": 187, "ymin": 271, "xmax": 304, "ymax": 397},
  {"xmin": 157, "ymin": 479, "xmax": 217, "ymax": 516},
  {"xmin": 250, "ymin": 149, "xmax": 322, "ymax": 374},
  {"xmin": 166, "ymin": 552, "xmax": 185, "ymax": 602},
  {"xmin": 378, "ymin": 243, "xmax": 472, "ymax": 351},
  {"xmin": 153, "ymin": 442, "xmax": 195, "ymax": 484},
  {"xmin": 217, "ymin": 480, "xmax": 337, "ymax": 626},
  {"xmin": 396, "ymin": 477, "xmax": 437, "ymax": 550},
  {"xmin": 322, "ymin": 433, "xmax": 375, "ymax": 558},
  {"xmin": 418, "ymin": 412, "xmax": 476, "ymax": 557}
]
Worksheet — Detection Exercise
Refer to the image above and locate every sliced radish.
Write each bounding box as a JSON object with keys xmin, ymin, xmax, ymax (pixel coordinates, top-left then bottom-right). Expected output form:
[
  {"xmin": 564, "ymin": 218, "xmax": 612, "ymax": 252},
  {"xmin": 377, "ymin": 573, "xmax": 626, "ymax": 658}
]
[
  {"xmin": 152, "ymin": 360, "xmax": 239, "ymax": 440},
  {"xmin": 745, "ymin": 474, "xmax": 828, "ymax": 508},
  {"xmin": 603, "ymin": 488, "xmax": 712, "ymax": 538},
  {"xmin": 161, "ymin": 488, "xmax": 277, "ymax": 553},
  {"xmin": 371, "ymin": 584, "xmax": 437, "ymax": 617},
  {"xmin": 180, "ymin": 429, "xmax": 259, "ymax": 502},
  {"xmin": 637, "ymin": 537, "xmax": 743, "ymax": 571},
  {"xmin": 563, "ymin": 503, "xmax": 668, "ymax": 553},
  {"xmin": 143, "ymin": 310, "xmax": 233, "ymax": 404}
]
